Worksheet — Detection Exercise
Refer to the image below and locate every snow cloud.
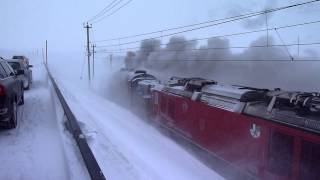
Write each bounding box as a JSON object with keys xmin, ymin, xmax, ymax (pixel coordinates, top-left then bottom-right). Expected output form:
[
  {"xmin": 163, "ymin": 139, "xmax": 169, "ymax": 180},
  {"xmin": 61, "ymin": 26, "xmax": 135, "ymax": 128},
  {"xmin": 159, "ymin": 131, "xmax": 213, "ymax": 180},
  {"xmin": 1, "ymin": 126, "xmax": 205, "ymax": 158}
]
[{"xmin": 123, "ymin": 35, "xmax": 320, "ymax": 91}]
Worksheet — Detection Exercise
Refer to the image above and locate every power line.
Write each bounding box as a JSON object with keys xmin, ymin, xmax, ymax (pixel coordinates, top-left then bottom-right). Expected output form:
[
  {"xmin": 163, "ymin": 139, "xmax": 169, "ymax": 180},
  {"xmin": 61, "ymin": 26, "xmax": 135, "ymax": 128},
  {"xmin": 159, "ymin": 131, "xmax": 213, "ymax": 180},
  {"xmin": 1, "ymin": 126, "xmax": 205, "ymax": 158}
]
[
  {"xmin": 144, "ymin": 59, "xmax": 320, "ymax": 62},
  {"xmin": 94, "ymin": 19, "xmax": 320, "ymax": 51},
  {"xmin": 87, "ymin": 0, "xmax": 121, "ymax": 23},
  {"xmin": 95, "ymin": 7, "xmax": 320, "ymax": 48},
  {"xmin": 93, "ymin": 0, "xmax": 320, "ymax": 43},
  {"xmin": 91, "ymin": 0, "xmax": 133, "ymax": 24},
  {"xmin": 95, "ymin": 42, "xmax": 320, "ymax": 54},
  {"xmin": 90, "ymin": 0, "xmax": 125, "ymax": 23},
  {"xmin": 94, "ymin": 12, "xmax": 264, "ymax": 43},
  {"xmin": 96, "ymin": 13, "xmax": 263, "ymax": 47}
]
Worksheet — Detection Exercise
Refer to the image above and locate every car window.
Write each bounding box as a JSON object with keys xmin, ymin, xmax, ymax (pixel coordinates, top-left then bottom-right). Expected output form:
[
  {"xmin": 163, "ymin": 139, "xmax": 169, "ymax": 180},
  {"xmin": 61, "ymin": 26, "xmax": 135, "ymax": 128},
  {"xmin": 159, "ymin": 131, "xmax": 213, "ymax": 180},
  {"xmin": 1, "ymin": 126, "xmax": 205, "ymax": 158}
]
[
  {"xmin": 0, "ymin": 62, "xmax": 8, "ymax": 78},
  {"xmin": 1, "ymin": 62, "xmax": 14, "ymax": 76},
  {"xmin": 22, "ymin": 61, "xmax": 28, "ymax": 69},
  {"xmin": 8, "ymin": 62, "xmax": 21, "ymax": 70},
  {"xmin": 7, "ymin": 62, "xmax": 16, "ymax": 73},
  {"xmin": 12, "ymin": 56, "xmax": 23, "ymax": 59}
]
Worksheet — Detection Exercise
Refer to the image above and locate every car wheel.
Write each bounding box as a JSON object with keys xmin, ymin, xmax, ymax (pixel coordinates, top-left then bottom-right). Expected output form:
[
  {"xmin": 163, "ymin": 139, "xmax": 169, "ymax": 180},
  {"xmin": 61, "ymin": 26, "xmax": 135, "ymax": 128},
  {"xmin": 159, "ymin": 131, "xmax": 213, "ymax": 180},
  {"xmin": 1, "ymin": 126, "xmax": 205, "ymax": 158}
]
[
  {"xmin": 25, "ymin": 82, "xmax": 30, "ymax": 90},
  {"xmin": 8, "ymin": 101, "xmax": 17, "ymax": 129}
]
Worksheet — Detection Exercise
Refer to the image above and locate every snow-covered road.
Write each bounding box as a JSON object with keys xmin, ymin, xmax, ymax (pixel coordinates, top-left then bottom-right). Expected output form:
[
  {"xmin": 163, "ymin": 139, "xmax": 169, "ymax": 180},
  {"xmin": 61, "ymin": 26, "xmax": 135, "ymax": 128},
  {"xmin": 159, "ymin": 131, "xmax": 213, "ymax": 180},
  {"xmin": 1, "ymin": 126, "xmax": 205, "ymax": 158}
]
[
  {"xmin": 0, "ymin": 62, "xmax": 89, "ymax": 180},
  {"xmin": 0, "ymin": 54, "xmax": 223, "ymax": 180}
]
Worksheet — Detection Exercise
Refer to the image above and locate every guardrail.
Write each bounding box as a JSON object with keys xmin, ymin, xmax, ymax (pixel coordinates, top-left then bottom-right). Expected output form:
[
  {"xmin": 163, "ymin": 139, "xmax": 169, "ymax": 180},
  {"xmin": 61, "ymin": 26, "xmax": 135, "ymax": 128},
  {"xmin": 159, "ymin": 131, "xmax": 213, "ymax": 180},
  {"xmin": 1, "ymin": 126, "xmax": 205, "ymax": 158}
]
[{"xmin": 45, "ymin": 64, "xmax": 106, "ymax": 180}]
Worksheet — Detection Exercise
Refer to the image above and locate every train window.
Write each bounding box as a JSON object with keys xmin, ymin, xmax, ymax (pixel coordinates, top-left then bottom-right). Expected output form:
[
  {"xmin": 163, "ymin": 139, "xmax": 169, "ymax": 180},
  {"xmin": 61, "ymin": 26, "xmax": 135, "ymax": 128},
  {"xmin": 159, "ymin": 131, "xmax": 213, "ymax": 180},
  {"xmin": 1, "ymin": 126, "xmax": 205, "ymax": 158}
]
[
  {"xmin": 299, "ymin": 141, "xmax": 320, "ymax": 180},
  {"xmin": 267, "ymin": 130, "xmax": 294, "ymax": 176}
]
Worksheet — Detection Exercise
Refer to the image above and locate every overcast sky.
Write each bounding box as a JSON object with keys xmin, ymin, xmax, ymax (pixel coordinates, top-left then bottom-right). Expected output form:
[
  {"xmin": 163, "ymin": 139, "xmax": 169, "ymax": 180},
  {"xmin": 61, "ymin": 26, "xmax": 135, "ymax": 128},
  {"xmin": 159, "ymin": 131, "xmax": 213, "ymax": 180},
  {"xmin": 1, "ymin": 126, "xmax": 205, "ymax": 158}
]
[{"xmin": 1, "ymin": 0, "xmax": 320, "ymax": 54}]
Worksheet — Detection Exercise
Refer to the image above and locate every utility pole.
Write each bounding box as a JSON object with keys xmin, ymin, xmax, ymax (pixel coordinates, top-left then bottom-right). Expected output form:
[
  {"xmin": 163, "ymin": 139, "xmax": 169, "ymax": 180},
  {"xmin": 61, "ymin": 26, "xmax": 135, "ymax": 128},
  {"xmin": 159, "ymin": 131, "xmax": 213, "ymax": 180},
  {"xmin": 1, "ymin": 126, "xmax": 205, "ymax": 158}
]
[
  {"xmin": 84, "ymin": 23, "xmax": 92, "ymax": 83},
  {"xmin": 46, "ymin": 40, "xmax": 48, "ymax": 65},
  {"xmin": 42, "ymin": 48, "xmax": 45, "ymax": 63},
  {"xmin": 92, "ymin": 44, "xmax": 96, "ymax": 78}
]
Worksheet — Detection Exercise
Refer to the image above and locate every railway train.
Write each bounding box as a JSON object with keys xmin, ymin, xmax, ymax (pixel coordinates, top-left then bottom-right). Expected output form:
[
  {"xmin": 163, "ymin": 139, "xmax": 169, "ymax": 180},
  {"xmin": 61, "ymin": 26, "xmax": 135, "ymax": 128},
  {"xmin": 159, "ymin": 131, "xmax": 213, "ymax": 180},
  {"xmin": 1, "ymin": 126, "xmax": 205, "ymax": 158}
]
[{"xmin": 126, "ymin": 70, "xmax": 320, "ymax": 180}]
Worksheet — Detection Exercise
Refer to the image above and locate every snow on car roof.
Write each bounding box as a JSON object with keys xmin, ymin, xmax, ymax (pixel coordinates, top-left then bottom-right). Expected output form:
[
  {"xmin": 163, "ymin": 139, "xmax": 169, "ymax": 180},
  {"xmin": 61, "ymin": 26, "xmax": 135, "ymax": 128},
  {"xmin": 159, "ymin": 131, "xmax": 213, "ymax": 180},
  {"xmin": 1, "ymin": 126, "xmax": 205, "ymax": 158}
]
[{"xmin": 5, "ymin": 59, "xmax": 21, "ymax": 62}]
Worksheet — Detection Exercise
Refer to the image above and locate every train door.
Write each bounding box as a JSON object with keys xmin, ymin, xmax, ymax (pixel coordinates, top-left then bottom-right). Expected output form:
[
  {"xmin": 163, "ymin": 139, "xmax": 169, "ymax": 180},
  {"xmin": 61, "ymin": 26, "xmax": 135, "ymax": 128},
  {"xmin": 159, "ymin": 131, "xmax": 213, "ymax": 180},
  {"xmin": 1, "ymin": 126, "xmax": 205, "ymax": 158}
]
[
  {"xmin": 174, "ymin": 97, "xmax": 196, "ymax": 139},
  {"xmin": 264, "ymin": 129, "xmax": 295, "ymax": 180},
  {"xmin": 299, "ymin": 140, "xmax": 320, "ymax": 180}
]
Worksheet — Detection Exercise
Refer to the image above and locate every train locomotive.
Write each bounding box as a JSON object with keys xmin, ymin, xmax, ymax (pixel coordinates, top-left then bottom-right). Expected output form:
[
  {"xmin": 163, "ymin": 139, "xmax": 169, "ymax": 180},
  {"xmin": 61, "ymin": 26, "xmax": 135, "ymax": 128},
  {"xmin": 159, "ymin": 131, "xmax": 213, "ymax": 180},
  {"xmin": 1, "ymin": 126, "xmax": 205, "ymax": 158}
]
[{"xmin": 126, "ymin": 70, "xmax": 320, "ymax": 180}]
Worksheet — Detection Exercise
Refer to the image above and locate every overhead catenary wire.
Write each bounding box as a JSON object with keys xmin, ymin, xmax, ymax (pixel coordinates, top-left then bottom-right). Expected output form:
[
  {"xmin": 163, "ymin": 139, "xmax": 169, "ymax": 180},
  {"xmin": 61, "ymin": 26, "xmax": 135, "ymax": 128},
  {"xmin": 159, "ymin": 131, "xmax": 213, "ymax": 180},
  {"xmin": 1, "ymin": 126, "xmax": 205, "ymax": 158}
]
[
  {"xmin": 93, "ymin": 12, "xmax": 264, "ymax": 43},
  {"xmin": 93, "ymin": 0, "xmax": 320, "ymax": 43},
  {"xmin": 87, "ymin": 0, "xmax": 121, "ymax": 23},
  {"xmin": 95, "ymin": 7, "xmax": 320, "ymax": 48},
  {"xmin": 91, "ymin": 0, "xmax": 133, "ymax": 24},
  {"xmin": 143, "ymin": 59, "xmax": 320, "ymax": 62},
  {"xmin": 95, "ymin": 42, "xmax": 320, "ymax": 54},
  {"xmin": 94, "ymin": 19, "xmax": 320, "ymax": 52},
  {"xmin": 94, "ymin": 27, "xmax": 267, "ymax": 50},
  {"xmin": 91, "ymin": 57, "xmax": 320, "ymax": 62},
  {"xmin": 96, "ymin": 13, "xmax": 266, "ymax": 46}
]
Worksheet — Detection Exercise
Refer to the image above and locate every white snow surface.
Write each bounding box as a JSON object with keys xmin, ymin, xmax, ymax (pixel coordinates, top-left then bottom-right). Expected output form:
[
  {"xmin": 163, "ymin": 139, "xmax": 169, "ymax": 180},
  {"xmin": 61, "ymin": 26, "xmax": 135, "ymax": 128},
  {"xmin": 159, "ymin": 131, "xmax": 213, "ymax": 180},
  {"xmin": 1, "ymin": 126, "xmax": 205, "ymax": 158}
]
[
  {"xmin": 0, "ymin": 58, "xmax": 89, "ymax": 180},
  {"xmin": 48, "ymin": 54, "xmax": 224, "ymax": 180}
]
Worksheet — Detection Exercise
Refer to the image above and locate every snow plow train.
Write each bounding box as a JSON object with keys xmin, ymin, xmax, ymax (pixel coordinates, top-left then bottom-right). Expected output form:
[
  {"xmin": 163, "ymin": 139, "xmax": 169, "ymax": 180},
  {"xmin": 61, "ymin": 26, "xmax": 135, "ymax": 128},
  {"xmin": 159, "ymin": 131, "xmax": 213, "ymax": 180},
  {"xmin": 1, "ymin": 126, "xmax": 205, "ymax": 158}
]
[{"xmin": 126, "ymin": 70, "xmax": 320, "ymax": 180}]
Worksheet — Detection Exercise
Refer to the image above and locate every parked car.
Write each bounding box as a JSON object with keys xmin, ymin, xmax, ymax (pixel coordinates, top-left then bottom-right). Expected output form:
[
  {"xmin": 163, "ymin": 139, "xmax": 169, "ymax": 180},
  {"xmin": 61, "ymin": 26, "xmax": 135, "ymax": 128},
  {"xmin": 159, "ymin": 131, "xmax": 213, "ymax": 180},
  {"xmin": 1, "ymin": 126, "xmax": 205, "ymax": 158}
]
[
  {"xmin": 12, "ymin": 55, "xmax": 29, "ymax": 66},
  {"xmin": 0, "ymin": 60, "xmax": 24, "ymax": 129},
  {"xmin": 6, "ymin": 59, "xmax": 33, "ymax": 90}
]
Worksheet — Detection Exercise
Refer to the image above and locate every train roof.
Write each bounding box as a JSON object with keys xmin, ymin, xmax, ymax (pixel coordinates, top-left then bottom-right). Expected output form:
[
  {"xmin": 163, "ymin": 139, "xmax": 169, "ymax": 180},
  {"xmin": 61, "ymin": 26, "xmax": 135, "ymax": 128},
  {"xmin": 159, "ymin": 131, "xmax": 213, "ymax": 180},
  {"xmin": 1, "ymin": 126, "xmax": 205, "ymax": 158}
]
[
  {"xmin": 151, "ymin": 75, "xmax": 320, "ymax": 133},
  {"xmin": 127, "ymin": 69, "xmax": 147, "ymax": 80},
  {"xmin": 138, "ymin": 79, "xmax": 160, "ymax": 86},
  {"xmin": 166, "ymin": 77, "xmax": 203, "ymax": 86},
  {"xmin": 243, "ymin": 90, "xmax": 320, "ymax": 133},
  {"xmin": 202, "ymin": 84, "xmax": 256, "ymax": 100},
  {"xmin": 161, "ymin": 78, "xmax": 268, "ymax": 102}
]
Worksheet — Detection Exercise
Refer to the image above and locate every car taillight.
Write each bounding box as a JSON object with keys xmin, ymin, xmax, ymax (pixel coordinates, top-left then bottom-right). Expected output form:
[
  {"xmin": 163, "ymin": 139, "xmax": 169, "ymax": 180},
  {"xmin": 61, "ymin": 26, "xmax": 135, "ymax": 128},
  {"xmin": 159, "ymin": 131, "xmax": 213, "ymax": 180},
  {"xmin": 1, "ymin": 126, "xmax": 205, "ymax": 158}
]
[{"xmin": 0, "ymin": 85, "xmax": 6, "ymax": 96}]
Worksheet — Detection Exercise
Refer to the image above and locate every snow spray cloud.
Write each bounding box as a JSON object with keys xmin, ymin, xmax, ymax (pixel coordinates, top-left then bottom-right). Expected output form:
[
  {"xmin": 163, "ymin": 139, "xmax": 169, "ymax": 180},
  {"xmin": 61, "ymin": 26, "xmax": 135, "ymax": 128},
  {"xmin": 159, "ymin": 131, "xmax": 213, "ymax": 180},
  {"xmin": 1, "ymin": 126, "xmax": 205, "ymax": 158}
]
[{"xmin": 123, "ymin": 34, "xmax": 320, "ymax": 92}]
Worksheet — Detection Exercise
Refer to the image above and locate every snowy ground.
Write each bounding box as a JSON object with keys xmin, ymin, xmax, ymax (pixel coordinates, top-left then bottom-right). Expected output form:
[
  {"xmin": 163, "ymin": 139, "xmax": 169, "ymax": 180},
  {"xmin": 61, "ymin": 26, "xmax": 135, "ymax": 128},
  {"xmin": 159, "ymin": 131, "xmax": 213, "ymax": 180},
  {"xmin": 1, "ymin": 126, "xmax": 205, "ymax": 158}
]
[
  {"xmin": 0, "ymin": 59, "xmax": 89, "ymax": 180},
  {"xmin": 54, "ymin": 79, "xmax": 223, "ymax": 180},
  {"xmin": 47, "ymin": 55, "xmax": 224, "ymax": 180},
  {"xmin": 0, "ymin": 53, "xmax": 223, "ymax": 180}
]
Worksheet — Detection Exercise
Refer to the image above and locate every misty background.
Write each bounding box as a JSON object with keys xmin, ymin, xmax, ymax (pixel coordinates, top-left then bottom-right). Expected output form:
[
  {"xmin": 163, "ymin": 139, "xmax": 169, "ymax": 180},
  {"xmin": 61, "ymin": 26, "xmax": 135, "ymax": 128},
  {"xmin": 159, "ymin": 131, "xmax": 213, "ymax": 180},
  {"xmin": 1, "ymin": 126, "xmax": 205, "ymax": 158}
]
[
  {"xmin": 1, "ymin": 1, "xmax": 320, "ymax": 178},
  {"xmin": 1, "ymin": 0, "xmax": 320, "ymax": 94}
]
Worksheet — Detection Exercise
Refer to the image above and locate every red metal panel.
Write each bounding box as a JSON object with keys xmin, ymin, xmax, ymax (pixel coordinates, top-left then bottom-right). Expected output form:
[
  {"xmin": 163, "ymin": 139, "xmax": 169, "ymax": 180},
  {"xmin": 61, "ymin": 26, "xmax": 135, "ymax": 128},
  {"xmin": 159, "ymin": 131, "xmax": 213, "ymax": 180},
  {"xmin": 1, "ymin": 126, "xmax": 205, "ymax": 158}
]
[
  {"xmin": 173, "ymin": 95, "xmax": 197, "ymax": 139},
  {"xmin": 151, "ymin": 89, "xmax": 320, "ymax": 180},
  {"xmin": 195, "ymin": 103, "xmax": 269, "ymax": 177}
]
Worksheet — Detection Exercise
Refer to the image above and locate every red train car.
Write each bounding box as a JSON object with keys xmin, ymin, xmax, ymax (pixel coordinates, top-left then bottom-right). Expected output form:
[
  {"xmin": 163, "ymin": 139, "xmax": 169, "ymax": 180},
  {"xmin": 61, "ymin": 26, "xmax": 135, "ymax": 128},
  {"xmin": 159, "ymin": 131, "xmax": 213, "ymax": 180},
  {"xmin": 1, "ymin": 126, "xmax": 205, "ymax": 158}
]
[{"xmin": 151, "ymin": 78, "xmax": 320, "ymax": 180}]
